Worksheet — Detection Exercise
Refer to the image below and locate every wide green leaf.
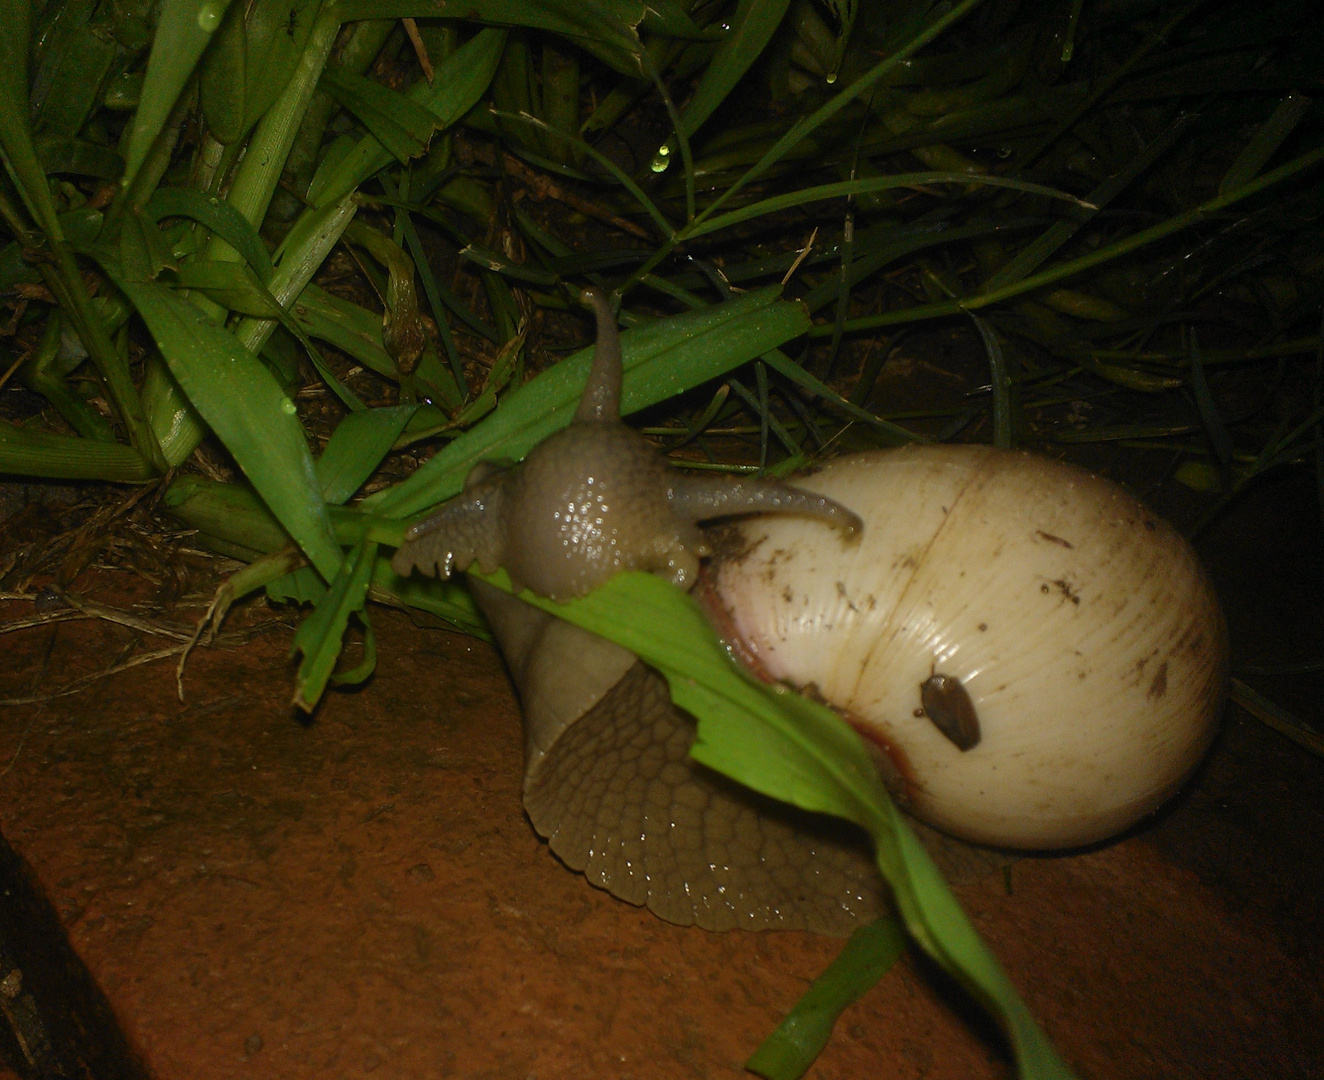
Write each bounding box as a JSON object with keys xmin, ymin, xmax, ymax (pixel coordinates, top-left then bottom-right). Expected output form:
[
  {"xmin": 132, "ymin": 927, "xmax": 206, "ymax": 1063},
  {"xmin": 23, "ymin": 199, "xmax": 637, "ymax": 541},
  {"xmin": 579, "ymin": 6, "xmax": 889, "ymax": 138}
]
[
  {"xmin": 199, "ymin": 0, "xmax": 247, "ymax": 143},
  {"xmin": 291, "ymin": 282, "xmax": 397, "ymax": 378},
  {"xmin": 114, "ymin": 276, "xmax": 342, "ymax": 579},
  {"xmin": 29, "ymin": 0, "xmax": 117, "ymax": 136},
  {"xmin": 0, "ymin": 0, "xmax": 62, "ymax": 238},
  {"xmin": 238, "ymin": 0, "xmax": 320, "ymax": 135},
  {"xmin": 317, "ymin": 406, "xmax": 419, "ymax": 505},
  {"xmin": 34, "ymin": 134, "xmax": 124, "ymax": 181},
  {"xmin": 174, "ymin": 261, "xmax": 282, "ymax": 316}
]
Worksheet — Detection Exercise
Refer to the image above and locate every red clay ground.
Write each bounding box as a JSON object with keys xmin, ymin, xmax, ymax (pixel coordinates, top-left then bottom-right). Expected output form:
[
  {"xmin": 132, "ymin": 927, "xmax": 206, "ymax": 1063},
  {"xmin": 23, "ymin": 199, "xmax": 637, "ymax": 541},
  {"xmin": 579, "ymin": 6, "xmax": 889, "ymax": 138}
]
[{"xmin": 1, "ymin": 559, "xmax": 1321, "ymax": 1080}]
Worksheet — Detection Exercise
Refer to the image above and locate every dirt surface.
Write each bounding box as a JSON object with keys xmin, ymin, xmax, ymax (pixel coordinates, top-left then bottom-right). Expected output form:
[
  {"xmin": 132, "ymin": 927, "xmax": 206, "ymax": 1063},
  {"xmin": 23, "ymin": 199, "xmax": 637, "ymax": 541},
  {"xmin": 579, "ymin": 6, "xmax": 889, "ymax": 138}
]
[{"xmin": 1, "ymin": 545, "xmax": 1321, "ymax": 1079}]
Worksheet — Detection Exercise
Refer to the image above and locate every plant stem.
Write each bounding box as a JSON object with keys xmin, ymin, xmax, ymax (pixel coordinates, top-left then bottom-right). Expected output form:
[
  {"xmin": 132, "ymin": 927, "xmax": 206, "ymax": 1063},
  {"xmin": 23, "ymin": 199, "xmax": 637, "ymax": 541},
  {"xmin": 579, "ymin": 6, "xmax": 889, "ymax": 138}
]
[{"xmin": 208, "ymin": 3, "xmax": 341, "ymax": 255}]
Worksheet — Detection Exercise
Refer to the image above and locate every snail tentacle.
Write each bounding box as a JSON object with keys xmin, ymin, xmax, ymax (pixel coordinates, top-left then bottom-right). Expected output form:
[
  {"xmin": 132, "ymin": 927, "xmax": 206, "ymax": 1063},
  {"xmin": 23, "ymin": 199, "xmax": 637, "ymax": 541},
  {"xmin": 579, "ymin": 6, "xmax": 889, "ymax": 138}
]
[
  {"xmin": 668, "ymin": 473, "xmax": 864, "ymax": 535},
  {"xmin": 575, "ymin": 287, "xmax": 621, "ymax": 423}
]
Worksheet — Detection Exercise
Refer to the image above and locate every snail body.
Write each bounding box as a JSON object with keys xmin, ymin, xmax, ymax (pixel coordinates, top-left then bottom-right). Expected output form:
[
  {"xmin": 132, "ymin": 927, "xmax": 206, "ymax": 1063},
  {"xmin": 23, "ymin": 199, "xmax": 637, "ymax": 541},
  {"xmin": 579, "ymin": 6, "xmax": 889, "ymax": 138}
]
[{"xmin": 393, "ymin": 291, "xmax": 1227, "ymax": 932}]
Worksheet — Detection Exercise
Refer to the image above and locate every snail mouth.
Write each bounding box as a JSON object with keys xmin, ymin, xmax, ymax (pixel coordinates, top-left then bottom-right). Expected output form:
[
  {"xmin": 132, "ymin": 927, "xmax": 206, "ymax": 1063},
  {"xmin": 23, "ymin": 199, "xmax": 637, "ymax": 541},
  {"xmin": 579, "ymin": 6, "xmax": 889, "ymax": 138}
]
[
  {"xmin": 846, "ymin": 716, "xmax": 918, "ymax": 807},
  {"xmin": 692, "ymin": 567, "xmax": 777, "ymax": 681}
]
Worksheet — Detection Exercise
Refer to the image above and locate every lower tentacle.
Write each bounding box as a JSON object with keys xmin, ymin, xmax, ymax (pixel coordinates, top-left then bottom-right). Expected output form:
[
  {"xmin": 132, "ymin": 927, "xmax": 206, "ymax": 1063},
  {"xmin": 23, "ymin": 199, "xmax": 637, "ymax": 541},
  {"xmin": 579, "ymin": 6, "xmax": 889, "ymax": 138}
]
[{"xmin": 669, "ymin": 473, "xmax": 864, "ymax": 534}]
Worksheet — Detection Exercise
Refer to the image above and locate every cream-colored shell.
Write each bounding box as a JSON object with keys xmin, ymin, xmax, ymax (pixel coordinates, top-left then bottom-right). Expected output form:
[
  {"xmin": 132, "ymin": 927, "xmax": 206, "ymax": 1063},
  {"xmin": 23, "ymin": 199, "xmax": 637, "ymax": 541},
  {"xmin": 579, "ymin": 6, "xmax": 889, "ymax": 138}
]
[{"xmin": 708, "ymin": 445, "xmax": 1226, "ymax": 850}]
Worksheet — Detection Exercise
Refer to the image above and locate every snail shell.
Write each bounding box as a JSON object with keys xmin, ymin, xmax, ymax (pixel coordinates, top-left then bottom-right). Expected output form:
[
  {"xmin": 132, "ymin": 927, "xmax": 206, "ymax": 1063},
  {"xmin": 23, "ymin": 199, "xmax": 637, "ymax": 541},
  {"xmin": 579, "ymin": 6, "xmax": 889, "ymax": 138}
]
[{"xmin": 705, "ymin": 445, "xmax": 1228, "ymax": 850}]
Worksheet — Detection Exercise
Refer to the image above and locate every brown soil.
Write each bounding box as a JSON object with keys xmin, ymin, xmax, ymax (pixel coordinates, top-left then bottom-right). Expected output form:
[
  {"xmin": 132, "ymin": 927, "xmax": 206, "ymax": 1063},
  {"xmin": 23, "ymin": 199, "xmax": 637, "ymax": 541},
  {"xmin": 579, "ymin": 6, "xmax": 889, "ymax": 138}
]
[{"xmin": 1, "ymin": 531, "xmax": 1321, "ymax": 1079}]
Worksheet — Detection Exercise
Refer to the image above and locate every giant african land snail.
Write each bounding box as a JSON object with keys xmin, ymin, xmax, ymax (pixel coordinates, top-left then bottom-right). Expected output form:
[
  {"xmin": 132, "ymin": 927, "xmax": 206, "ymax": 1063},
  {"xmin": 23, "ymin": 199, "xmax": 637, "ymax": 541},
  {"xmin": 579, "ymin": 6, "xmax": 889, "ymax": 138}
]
[{"xmin": 392, "ymin": 289, "xmax": 1227, "ymax": 934}]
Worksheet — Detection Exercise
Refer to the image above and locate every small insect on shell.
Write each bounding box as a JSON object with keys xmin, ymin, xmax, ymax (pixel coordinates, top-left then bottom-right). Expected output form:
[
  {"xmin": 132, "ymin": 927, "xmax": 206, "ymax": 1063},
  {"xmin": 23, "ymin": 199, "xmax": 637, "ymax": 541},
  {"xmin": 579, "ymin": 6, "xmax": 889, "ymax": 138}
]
[
  {"xmin": 920, "ymin": 672, "xmax": 981, "ymax": 751},
  {"xmin": 706, "ymin": 444, "xmax": 1228, "ymax": 850}
]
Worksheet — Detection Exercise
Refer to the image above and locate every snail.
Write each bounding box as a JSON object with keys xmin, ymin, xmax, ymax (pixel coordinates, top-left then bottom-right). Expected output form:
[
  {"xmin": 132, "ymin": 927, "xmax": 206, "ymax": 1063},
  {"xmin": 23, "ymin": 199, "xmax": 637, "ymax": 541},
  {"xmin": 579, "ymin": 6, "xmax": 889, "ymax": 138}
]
[{"xmin": 392, "ymin": 289, "xmax": 1227, "ymax": 933}]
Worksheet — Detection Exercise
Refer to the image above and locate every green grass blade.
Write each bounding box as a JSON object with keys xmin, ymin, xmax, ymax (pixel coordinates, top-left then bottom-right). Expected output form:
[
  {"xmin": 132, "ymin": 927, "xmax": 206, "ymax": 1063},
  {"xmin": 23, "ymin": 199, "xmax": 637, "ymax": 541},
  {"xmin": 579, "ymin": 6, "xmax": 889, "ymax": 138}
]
[
  {"xmin": 540, "ymin": 41, "xmax": 580, "ymax": 167},
  {"xmin": 289, "ymin": 537, "xmax": 373, "ymax": 709},
  {"xmin": 395, "ymin": 202, "xmax": 466, "ymax": 397},
  {"xmin": 292, "ymin": 282, "xmax": 397, "ymax": 378},
  {"xmin": 639, "ymin": 269, "xmax": 923, "ymax": 445},
  {"xmin": 319, "ymin": 66, "xmax": 440, "ymax": 164},
  {"xmin": 491, "ymin": 108, "xmax": 675, "ymax": 238},
  {"xmin": 370, "ymin": 288, "xmax": 812, "ymax": 517},
  {"xmin": 317, "ymin": 406, "xmax": 419, "ymax": 505},
  {"xmin": 687, "ymin": 173, "xmax": 1088, "ymax": 241},
  {"xmin": 331, "ymin": 0, "xmax": 646, "ymax": 76},
  {"xmin": 210, "ymin": 3, "xmax": 340, "ymax": 253},
  {"xmin": 817, "ymin": 145, "xmax": 1324, "ymax": 337},
  {"xmin": 1187, "ymin": 333, "xmax": 1233, "ymax": 475},
  {"xmin": 638, "ymin": 0, "xmax": 711, "ymax": 39},
  {"xmin": 143, "ymin": 352, "xmax": 208, "ymax": 467},
  {"xmin": 375, "ymin": 563, "xmax": 490, "ymax": 637},
  {"xmin": 696, "ymin": 0, "xmax": 985, "ymax": 224},
  {"xmin": 0, "ymin": 0, "xmax": 61, "ymax": 238},
  {"xmin": 981, "ymin": 113, "xmax": 1195, "ymax": 293},
  {"xmin": 1230, "ymin": 677, "xmax": 1324, "ymax": 759},
  {"xmin": 1219, "ymin": 92, "xmax": 1312, "ymax": 196},
  {"xmin": 758, "ymin": 348, "xmax": 921, "ymax": 444},
  {"xmin": 165, "ymin": 475, "xmax": 295, "ymax": 554},
  {"xmin": 331, "ymin": 608, "xmax": 377, "ymax": 686},
  {"xmin": 115, "ymin": 276, "xmax": 342, "ymax": 579},
  {"xmin": 175, "ymin": 261, "xmax": 284, "ymax": 316},
  {"xmin": 306, "ymin": 28, "xmax": 506, "ymax": 210},
  {"xmin": 657, "ymin": 0, "xmax": 792, "ymax": 160},
  {"xmin": 746, "ymin": 916, "xmax": 907, "ymax": 1080},
  {"xmin": 480, "ymin": 569, "xmax": 1076, "ymax": 1080},
  {"xmin": 236, "ymin": 194, "xmax": 358, "ymax": 357},
  {"xmin": 0, "ymin": 421, "xmax": 155, "ymax": 482},
  {"xmin": 164, "ymin": 475, "xmax": 489, "ymax": 636},
  {"xmin": 147, "ymin": 188, "xmax": 275, "ymax": 281},
  {"xmin": 121, "ymin": 0, "xmax": 235, "ymax": 196},
  {"xmin": 971, "ymin": 313, "xmax": 1013, "ymax": 448},
  {"xmin": 291, "ymin": 538, "xmax": 376, "ymax": 711},
  {"xmin": 459, "ymin": 242, "xmax": 561, "ymax": 285}
]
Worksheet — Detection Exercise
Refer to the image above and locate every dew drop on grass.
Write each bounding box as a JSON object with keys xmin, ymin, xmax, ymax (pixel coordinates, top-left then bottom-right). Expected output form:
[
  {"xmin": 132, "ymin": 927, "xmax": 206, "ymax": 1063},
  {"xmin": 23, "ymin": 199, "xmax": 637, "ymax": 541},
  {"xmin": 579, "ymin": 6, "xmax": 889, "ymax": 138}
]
[
  {"xmin": 280, "ymin": 398, "xmax": 297, "ymax": 415},
  {"xmin": 196, "ymin": 3, "xmax": 222, "ymax": 32}
]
